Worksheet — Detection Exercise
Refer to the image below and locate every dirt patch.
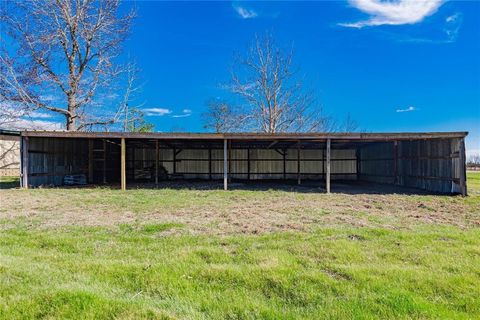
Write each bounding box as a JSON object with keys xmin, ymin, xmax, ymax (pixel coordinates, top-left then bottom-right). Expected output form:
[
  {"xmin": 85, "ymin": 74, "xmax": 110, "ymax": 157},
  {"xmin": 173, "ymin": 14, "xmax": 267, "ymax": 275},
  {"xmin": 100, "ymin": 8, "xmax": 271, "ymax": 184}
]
[{"xmin": 0, "ymin": 184, "xmax": 479, "ymax": 235}]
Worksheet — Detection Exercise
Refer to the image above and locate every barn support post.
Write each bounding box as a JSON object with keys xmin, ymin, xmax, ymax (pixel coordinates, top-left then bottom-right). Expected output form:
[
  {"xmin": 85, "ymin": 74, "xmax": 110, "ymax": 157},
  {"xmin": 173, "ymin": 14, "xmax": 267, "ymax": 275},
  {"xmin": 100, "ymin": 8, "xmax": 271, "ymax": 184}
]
[
  {"xmin": 102, "ymin": 139, "xmax": 107, "ymax": 184},
  {"xmin": 247, "ymin": 147, "xmax": 250, "ymax": 180},
  {"xmin": 355, "ymin": 147, "xmax": 360, "ymax": 181},
  {"xmin": 208, "ymin": 148, "xmax": 212, "ymax": 180},
  {"xmin": 121, "ymin": 138, "xmax": 126, "ymax": 191},
  {"xmin": 173, "ymin": 147, "xmax": 176, "ymax": 174},
  {"xmin": 459, "ymin": 138, "xmax": 467, "ymax": 196},
  {"xmin": 297, "ymin": 141, "xmax": 301, "ymax": 185},
  {"xmin": 326, "ymin": 138, "xmax": 331, "ymax": 193},
  {"xmin": 223, "ymin": 139, "xmax": 228, "ymax": 190},
  {"xmin": 88, "ymin": 139, "xmax": 94, "ymax": 183},
  {"xmin": 228, "ymin": 140, "xmax": 232, "ymax": 183},
  {"xmin": 155, "ymin": 139, "xmax": 159, "ymax": 186},
  {"xmin": 21, "ymin": 136, "xmax": 29, "ymax": 189},
  {"xmin": 393, "ymin": 140, "xmax": 398, "ymax": 185}
]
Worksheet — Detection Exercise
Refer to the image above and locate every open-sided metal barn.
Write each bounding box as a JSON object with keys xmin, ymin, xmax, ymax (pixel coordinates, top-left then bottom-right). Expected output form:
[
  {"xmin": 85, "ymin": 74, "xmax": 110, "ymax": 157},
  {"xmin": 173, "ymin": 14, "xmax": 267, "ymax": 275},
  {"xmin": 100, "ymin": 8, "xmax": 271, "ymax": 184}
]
[{"xmin": 19, "ymin": 131, "xmax": 468, "ymax": 195}]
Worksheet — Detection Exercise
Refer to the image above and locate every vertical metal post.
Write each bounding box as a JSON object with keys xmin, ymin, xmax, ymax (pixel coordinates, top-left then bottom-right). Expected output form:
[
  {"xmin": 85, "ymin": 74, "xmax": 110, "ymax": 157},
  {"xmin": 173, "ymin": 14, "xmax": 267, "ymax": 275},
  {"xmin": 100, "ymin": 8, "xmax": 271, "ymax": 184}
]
[
  {"xmin": 247, "ymin": 148, "xmax": 250, "ymax": 180},
  {"xmin": 393, "ymin": 140, "xmax": 398, "ymax": 185},
  {"xmin": 121, "ymin": 138, "xmax": 126, "ymax": 190},
  {"xmin": 173, "ymin": 147, "xmax": 176, "ymax": 174},
  {"xmin": 459, "ymin": 138, "xmax": 467, "ymax": 196},
  {"xmin": 21, "ymin": 136, "xmax": 29, "ymax": 189},
  {"xmin": 102, "ymin": 139, "xmax": 107, "ymax": 184},
  {"xmin": 208, "ymin": 148, "xmax": 212, "ymax": 180},
  {"xmin": 326, "ymin": 138, "xmax": 331, "ymax": 193},
  {"xmin": 224, "ymin": 139, "xmax": 228, "ymax": 190},
  {"xmin": 355, "ymin": 147, "xmax": 361, "ymax": 182},
  {"xmin": 155, "ymin": 140, "xmax": 159, "ymax": 186},
  {"xmin": 297, "ymin": 141, "xmax": 301, "ymax": 185},
  {"xmin": 88, "ymin": 139, "xmax": 94, "ymax": 183}
]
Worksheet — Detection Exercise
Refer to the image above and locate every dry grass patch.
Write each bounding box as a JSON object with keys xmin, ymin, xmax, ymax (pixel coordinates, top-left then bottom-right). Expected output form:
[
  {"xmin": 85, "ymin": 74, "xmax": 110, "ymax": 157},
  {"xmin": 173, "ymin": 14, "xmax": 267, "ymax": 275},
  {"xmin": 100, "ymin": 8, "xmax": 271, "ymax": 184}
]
[{"xmin": 1, "ymin": 184, "xmax": 478, "ymax": 235}]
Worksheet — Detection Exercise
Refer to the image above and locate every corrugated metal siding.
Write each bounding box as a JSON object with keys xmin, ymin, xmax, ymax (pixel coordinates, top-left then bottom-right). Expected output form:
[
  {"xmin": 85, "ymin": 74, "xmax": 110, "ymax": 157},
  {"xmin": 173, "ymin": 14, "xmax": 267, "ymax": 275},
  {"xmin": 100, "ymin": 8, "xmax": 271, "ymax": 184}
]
[
  {"xmin": 359, "ymin": 142, "xmax": 394, "ymax": 185},
  {"xmin": 358, "ymin": 139, "xmax": 462, "ymax": 193},
  {"xmin": 138, "ymin": 148, "xmax": 357, "ymax": 181},
  {"xmin": 28, "ymin": 137, "xmax": 89, "ymax": 186},
  {"xmin": 398, "ymin": 139, "xmax": 457, "ymax": 193},
  {"xmin": 26, "ymin": 137, "xmax": 464, "ymax": 193}
]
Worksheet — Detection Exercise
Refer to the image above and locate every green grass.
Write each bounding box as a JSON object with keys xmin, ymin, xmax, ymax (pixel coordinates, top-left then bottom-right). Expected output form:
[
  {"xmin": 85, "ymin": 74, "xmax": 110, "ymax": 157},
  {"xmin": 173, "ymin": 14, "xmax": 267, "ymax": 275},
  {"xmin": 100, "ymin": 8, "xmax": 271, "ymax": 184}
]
[
  {"xmin": 0, "ymin": 176, "xmax": 19, "ymax": 189},
  {"xmin": 1, "ymin": 224, "xmax": 479, "ymax": 319},
  {"xmin": 467, "ymin": 171, "xmax": 480, "ymax": 194},
  {"xmin": 0, "ymin": 173, "xmax": 479, "ymax": 319}
]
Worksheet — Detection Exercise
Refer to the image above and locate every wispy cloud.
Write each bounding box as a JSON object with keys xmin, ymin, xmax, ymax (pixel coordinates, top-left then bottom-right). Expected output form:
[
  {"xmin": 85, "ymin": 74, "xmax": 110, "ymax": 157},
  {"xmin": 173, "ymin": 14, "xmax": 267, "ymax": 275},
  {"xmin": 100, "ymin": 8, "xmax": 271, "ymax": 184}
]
[
  {"xmin": 340, "ymin": 0, "xmax": 444, "ymax": 28},
  {"xmin": 396, "ymin": 106, "xmax": 416, "ymax": 113},
  {"xmin": 172, "ymin": 109, "xmax": 192, "ymax": 118},
  {"xmin": 5, "ymin": 118, "xmax": 63, "ymax": 130},
  {"xmin": 444, "ymin": 12, "xmax": 462, "ymax": 42},
  {"xmin": 27, "ymin": 111, "xmax": 53, "ymax": 119},
  {"xmin": 143, "ymin": 108, "xmax": 172, "ymax": 116},
  {"xmin": 233, "ymin": 4, "xmax": 258, "ymax": 19}
]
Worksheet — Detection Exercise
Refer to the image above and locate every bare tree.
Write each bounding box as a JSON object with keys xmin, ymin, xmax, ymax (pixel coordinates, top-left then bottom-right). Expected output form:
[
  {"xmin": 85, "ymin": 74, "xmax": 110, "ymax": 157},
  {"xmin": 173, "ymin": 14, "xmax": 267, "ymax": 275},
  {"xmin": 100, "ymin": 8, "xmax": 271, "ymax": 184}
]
[
  {"xmin": 202, "ymin": 99, "xmax": 248, "ymax": 133},
  {"xmin": 229, "ymin": 33, "xmax": 330, "ymax": 133},
  {"xmin": 0, "ymin": 0, "xmax": 135, "ymax": 131},
  {"xmin": 467, "ymin": 153, "xmax": 480, "ymax": 170}
]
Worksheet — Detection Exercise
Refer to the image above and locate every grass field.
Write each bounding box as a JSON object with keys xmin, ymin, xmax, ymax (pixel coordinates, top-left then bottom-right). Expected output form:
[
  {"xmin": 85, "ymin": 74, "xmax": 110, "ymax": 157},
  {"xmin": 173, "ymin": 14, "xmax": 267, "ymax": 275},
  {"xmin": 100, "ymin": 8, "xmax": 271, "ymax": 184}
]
[{"xmin": 0, "ymin": 174, "xmax": 479, "ymax": 319}]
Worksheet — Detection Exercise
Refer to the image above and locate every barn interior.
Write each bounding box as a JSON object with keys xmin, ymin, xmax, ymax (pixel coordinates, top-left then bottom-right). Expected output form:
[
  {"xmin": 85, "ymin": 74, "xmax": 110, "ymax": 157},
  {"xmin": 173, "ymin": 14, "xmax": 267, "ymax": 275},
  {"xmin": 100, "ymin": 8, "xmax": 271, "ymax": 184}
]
[{"xmin": 20, "ymin": 132, "xmax": 468, "ymax": 195}]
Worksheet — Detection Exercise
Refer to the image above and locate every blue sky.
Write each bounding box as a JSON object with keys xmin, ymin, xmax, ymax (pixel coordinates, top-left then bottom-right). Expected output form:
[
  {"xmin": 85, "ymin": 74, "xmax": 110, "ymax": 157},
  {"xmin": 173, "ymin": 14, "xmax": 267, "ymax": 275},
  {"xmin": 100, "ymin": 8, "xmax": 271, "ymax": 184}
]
[
  {"xmin": 8, "ymin": 1, "xmax": 479, "ymax": 153},
  {"xmin": 120, "ymin": 1, "xmax": 479, "ymax": 153}
]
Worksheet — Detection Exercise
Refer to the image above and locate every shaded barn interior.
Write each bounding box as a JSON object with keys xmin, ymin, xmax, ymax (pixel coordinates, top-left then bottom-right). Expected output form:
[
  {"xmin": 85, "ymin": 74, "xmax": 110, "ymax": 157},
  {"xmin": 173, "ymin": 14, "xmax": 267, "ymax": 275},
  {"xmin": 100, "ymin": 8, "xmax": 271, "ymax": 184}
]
[{"xmin": 20, "ymin": 132, "xmax": 468, "ymax": 195}]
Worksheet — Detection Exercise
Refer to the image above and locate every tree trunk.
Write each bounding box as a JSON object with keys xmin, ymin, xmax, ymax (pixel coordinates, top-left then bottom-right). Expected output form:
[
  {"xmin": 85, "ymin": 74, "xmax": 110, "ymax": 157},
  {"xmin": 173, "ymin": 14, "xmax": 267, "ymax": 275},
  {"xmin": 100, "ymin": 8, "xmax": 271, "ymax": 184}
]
[{"xmin": 66, "ymin": 94, "xmax": 76, "ymax": 131}]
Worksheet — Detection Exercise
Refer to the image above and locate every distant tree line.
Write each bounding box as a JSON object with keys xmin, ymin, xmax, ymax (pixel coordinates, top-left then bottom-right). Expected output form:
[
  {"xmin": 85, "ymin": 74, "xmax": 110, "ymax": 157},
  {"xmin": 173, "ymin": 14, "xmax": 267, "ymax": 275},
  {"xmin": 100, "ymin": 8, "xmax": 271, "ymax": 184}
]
[{"xmin": 467, "ymin": 154, "xmax": 480, "ymax": 170}]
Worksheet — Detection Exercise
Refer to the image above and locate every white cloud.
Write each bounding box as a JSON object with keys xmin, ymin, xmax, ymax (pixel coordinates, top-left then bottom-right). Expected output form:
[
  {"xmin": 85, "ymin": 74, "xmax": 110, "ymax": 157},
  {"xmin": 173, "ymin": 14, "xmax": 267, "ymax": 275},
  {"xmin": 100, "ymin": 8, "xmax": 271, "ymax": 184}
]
[
  {"xmin": 340, "ymin": 0, "xmax": 444, "ymax": 28},
  {"xmin": 396, "ymin": 106, "xmax": 416, "ymax": 113},
  {"xmin": 171, "ymin": 114, "xmax": 191, "ymax": 118},
  {"xmin": 444, "ymin": 12, "xmax": 462, "ymax": 42},
  {"xmin": 143, "ymin": 108, "xmax": 172, "ymax": 116},
  {"xmin": 446, "ymin": 13, "xmax": 459, "ymax": 23},
  {"xmin": 233, "ymin": 4, "xmax": 258, "ymax": 19},
  {"xmin": 172, "ymin": 109, "xmax": 192, "ymax": 118},
  {"xmin": 5, "ymin": 118, "xmax": 63, "ymax": 131},
  {"xmin": 27, "ymin": 111, "xmax": 53, "ymax": 119}
]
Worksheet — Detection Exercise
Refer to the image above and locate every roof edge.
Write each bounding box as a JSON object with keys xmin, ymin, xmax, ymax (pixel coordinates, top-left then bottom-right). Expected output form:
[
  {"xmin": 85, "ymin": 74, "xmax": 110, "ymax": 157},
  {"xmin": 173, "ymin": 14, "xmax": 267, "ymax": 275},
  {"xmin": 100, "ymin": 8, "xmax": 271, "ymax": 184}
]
[{"xmin": 19, "ymin": 131, "xmax": 469, "ymax": 140}]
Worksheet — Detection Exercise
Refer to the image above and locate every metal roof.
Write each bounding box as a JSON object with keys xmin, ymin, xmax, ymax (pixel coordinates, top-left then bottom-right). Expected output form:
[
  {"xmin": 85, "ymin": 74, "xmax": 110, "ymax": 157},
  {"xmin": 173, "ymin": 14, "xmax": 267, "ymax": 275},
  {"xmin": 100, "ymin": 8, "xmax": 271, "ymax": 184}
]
[{"xmin": 20, "ymin": 131, "xmax": 468, "ymax": 141}]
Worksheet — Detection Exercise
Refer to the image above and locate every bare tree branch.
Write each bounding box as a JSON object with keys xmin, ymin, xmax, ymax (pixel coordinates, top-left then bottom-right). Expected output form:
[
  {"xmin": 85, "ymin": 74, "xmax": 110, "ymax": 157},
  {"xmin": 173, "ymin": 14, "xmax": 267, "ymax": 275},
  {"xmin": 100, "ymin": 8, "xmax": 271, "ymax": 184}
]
[
  {"xmin": 228, "ymin": 32, "xmax": 331, "ymax": 133},
  {"xmin": 0, "ymin": 0, "xmax": 135, "ymax": 131}
]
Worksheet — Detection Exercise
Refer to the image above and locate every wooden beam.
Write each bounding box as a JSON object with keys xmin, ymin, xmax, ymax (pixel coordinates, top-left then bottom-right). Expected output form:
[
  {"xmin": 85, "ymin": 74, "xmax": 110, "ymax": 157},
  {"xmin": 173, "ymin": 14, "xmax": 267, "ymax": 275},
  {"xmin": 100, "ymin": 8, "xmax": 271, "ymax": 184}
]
[
  {"xmin": 155, "ymin": 140, "xmax": 159, "ymax": 186},
  {"xmin": 247, "ymin": 148, "xmax": 250, "ymax": 180},
  {"xmin": 326, "ymin": 138, "xmax": 331, "ymax": 193},
  {"xmin": 21, "ymin": 137, "xmax": 29, "ymax": 189},
  {"xmin": 121, "ymin": 138, "xmax": 126, "ymax": 190},
  {"xmin": 224, "ymin": 139, "xmax": 228, "ymax": 190},
  {"xmin": 267, "ymin": 140, "xmax": 278, "ymax": 149},
  {"xmin": 88, "ymin": 139, "xmax": 94, "ymax": 183},
  {"xmin": 228, "ymin": 140, "xmax": 232, "ymax": 182},
  {"xmin": 102, "ymin": 139, "xmax": 107, "ymax": 184},
  {"xmin": 208, "ymin": 148, "xmax": 212, "ymax": 180},
  {"xmin": 355, "ymin": 147, "xmax": 360, "ymax": 181},
  {"xmin": 393, "ymin": 140, "xmax": 398, "ymax": 185},
  {"xmin": 173, "ymin": 147, "xmax": 176, "ymax": 174},
  {"xmin": 297, "ymin": 141, "xmax": 301, "ymax": 185},
  {"xmin": 459, "ymin": 138, "xmax": 467, "ymax": 196}
]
